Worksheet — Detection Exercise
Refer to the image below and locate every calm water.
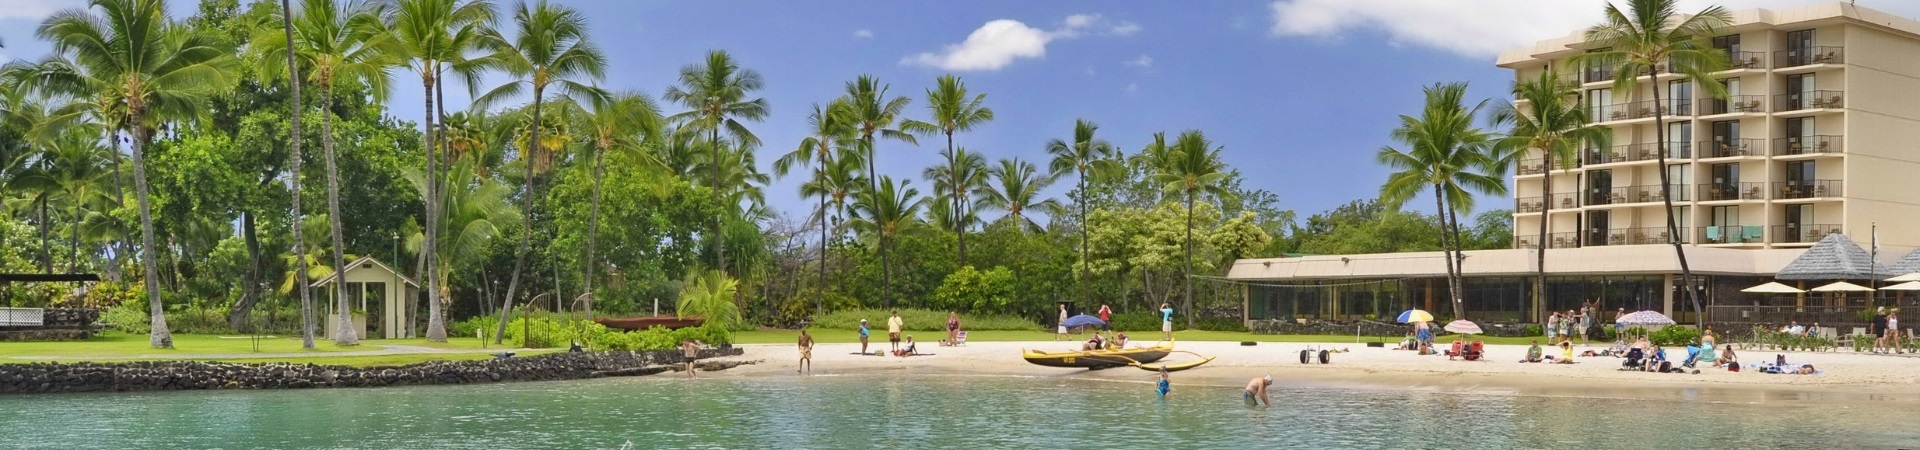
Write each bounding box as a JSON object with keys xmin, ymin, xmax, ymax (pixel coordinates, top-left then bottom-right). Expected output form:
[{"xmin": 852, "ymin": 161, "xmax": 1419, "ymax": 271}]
[{"xmin": 2, "ymin": 375, "xmax": 1918, "ymax": 449}]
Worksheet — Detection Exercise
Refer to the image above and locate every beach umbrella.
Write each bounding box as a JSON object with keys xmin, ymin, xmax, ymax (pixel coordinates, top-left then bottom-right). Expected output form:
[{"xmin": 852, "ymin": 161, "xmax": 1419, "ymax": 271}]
[
  {"xmin": 1396, "ymin": 309, "xmax": 1434, "ymax": 323},
  {"xmin": 1741, "ymin": 281, "xmax": 1805, "ymax": 293},
  {"xmin": 1888, "ymin": 272, "xmax": 1920, "ymax": 283},
  {"xmin": 1810, "ymin": 281, "xmax": 1874, "ymax": 292},
  {"xmin": 1061, "ymin": 314, "xmax": 1107, "ymax": 329},
  {"xmin": 1442, "ymin": 320, "xmax": 1482, "ymax": 334},
  {"xmin": 1616, "ymin": 311, "xmax": 1676, "ymax": 326},
  {"xmin": 1879, "ymin": 281, "xmax": 1920, "ymax": 291}
]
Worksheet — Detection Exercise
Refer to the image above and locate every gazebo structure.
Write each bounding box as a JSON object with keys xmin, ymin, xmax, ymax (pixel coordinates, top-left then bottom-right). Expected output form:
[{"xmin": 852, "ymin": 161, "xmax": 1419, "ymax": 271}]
[
  {"xmin": 1889, "ymin": 248, "xmax": 1920, "ymax": 279},
  {"xmin": 1774, "ymin": 233, "xmax": 1890, "ymax": 313},
  {"xmin": 308, "ymin": 256, "xmax": 419, "ymax": 339}
]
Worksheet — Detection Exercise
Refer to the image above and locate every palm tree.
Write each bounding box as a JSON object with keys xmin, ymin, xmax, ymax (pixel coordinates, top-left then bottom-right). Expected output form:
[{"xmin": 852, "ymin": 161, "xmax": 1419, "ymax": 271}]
[
  {"xmin": 1576, "ymin": 0, "xmax": 1730, "ymax": 323},
  {"xmin": 980, "ymin": 157, "xmax": 1060, "ymax": 233},
  {"xmin": 405, "ymin": 155, "xmax": 519, "ymax": 316},
  {"xmin": 38, "ymin": 0, "xmax": 236, "ymax": 348},
  {"xmin": 572, "ymin": 90, "xmax": 661, "ymax": 320},
  {"xmin": 474, "ymin": 0, "xmax": 604, "ymax": 344},
  {"xmin": 382, "ymin": 0, "xmax": 496, "ymax": 342},
  {"xmin": 1378, "ymin": 82, "xmax": 1505, "ymax": 321},
  {"xmin": 777, "ymin": 100, "xmax": 853, "ymax": 314},
  {"xmin": 1491, "ymin": 70, "xmax": 1611, "ymax": 321},
  {"xmin": 901, "ymin": 74, "xmax": 993, "ymax": 266},
  {"xmin": 1154, "ymin": 130, "xmax": 1233, "ymax": 329},
  {"xmin": 258, "ymin": 0, "xmax": 396, "ymax": 345},
  {"xmin": 1045, "ymin": 119, "xmax": 1117, "ymax": 305},
  {"xmin": 268, "ymin": 0, "xmax": 316, "ymax": 349},
  {"xmin": 799, "ymin": 152, "xmax": 864, "ymax": 261},
  {"xmin": 920, "ymin": 147, "xmax": 988, "ymax": 239},
  {"xmin": 849, "ymin": 175, "xmax": 923, "ymax": 307},
  {"xmin": 838, "ymin": 75, "xmax": 916, "ymax": 307},
  {"xmin": 677, "ymin": 270, "xmax": 742, "ymax": 332},
  {"xmin": 662, "ymin": 50, "xmax": 768, "ymax": 275}
]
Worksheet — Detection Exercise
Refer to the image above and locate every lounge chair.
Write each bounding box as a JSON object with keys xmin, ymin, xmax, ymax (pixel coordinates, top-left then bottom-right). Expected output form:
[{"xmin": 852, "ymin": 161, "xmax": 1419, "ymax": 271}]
[
  {"xmin": 1464, "ymin": 341, "xmax": 1485, "ymax": 361},
  {"xmin": 954, "ymin": 330, "xmax": 968, "ymax": 346},
  {"xmin": 1621, "ymin": 348, "xmax": 1646, "ymax": 370}
]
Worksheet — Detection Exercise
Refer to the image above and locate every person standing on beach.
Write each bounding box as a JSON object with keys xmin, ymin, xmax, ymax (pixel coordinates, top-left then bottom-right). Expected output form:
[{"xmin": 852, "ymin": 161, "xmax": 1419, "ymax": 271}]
[
  {"xmin": 683, "ymin": 339, "xmax": 702, "ymax": 377},
  {"xmin": 858, "ymin": 319, "xmax": 871, "ymax": 355},
  {"xmin": 888, "ymin": 310, "xmax": 905, "ymax": 353},
  {"xmin": 1579, "ymin": 302, "xmax": 1594, "ymax": 346},
  {"xmin": 1156, "ymin": 367, "xmax": 1171, "ymax": 399},
  {"xmin": 1614, "ymin": 308, "xmax": 1626, "ymax": 340},
  {"xmin": 1243, "ymin": 375, "xmax": 1272, "ymax": 407},
  {"xmin": 947, "ymin": 311, "xmax": 961, "ymax": 346},
  {"xmin": 1098, "ymin": 304, "xmax": 1112, "ymax": 327},
  {"xmin": 1160, "ymin": 303, "xmax": 1175, "ymax": 341},
  {"xmin": 1888, "ymin": 310, "xmax": 1903, "ymax": 354},
  {"xmin": 798, "ymin": 330, "xmax": 815, "ymax": 374},
  {"xmin": 1057, "ymin": 304, "xmax": 1069, "ymax": 341},
  {"xmin": 1872, "ymin": 307, "xmax": 1888, "ymax": 353},
  {"xmin": 1546, "ymin": 312, "xmax": 1560, "ymax": 344}
]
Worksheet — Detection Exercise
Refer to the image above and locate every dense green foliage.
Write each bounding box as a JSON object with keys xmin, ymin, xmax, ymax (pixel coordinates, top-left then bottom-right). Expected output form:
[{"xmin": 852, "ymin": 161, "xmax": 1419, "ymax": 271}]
[{"xmin": 810, "ymin": 308, "xmax": 1037, "ymax": 332}]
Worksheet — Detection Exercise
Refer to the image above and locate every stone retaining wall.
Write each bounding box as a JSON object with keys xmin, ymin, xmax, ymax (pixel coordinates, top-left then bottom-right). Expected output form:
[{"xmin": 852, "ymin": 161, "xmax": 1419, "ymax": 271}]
[
  {"xmin": 1250, "ymin": 320, "xmax": 1539, "ymax": 338},
  {"xmin": 0, "ymin": 347, "xmax": 746, "ymax": 395},
  {"xmin": 0, "ymin": 308, "xmax": 103, "ymax": 341}
]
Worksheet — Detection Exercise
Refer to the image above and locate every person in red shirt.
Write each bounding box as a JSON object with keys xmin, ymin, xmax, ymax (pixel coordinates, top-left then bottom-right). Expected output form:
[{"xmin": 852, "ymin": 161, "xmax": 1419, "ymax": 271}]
[{"xmin": 1097, "ymin": 304, "xmax": 1112, "ymax": 325}]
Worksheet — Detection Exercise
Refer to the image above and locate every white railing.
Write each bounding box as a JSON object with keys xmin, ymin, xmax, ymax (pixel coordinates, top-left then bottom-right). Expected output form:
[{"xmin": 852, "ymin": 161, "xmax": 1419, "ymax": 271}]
[{"xmin": 0, "ymin": 307, "xmax": 45, "ymax": 326}]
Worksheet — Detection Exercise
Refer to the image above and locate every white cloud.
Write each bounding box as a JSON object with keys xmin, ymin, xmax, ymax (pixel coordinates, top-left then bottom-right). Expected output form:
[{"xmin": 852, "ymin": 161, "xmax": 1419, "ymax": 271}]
[
  {"xmin": 1123, "ymin": 83, "xmax": 1140, "ymax": 94},
  {"xmin": 904, "ymin": 13, "xmax": 1141, "ymax": 71},
  {"xmin": 1266, "ymin": 0, "xmax": 1920, "ymax": 58},
  {"xmin": 0, "ymin": 0, "xmax": 84, "ymax": 21},
  {"xmin": 1125, "ymin": 55, "xmax": 1153, "ymax": 68},
  {"xmin": 854, "ymin": 29, "xmax": 874, "ymax": 39}
]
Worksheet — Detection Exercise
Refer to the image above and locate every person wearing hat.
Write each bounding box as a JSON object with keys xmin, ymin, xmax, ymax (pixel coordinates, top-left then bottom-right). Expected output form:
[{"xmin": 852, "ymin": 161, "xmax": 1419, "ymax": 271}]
[
  {"xmin": 1872, "ymin": 307, "xmax": 1889, "ymax": 353},
  {"xmin": 858, "ymin": 319, "xmax": 871, "ymax": 355},
  {"xmin": 1243, "ymin": 375, "xmax": 1273, "ymax": 407},
  {"xmin": 1613, "ymin": 308, "xmax": 1626, "ymax": 338}
]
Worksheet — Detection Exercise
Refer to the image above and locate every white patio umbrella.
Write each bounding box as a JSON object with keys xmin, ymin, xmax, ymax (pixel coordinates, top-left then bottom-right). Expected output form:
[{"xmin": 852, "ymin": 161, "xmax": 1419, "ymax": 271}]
[
  {"xmin": 1616, "ymin": 311, "xmax": 1676, "ymax": 326},
  {"xmin": 1888, "ymin": 272, "xmax": 1920, "ymax": 283},
  {"xmin": 1810, "ymin": 281, "xmax": 1875, "ymax": 292},
  {"xmin": 1741, "ymin": 282, "xmax": 1805, "ymax": 293},
  {"xmin": 1878, "ymin": 281, "xmax": 1920, "ymax": 291}
]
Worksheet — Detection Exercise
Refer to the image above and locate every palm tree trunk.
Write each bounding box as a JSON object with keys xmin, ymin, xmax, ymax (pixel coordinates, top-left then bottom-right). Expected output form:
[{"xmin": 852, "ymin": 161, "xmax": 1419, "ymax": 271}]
[
  {"xmin": 712, "ymin": 127, "xmax": 726, "ymax": 274},
  {"xmin": 38, "ymin": 196, "xmax": 51, "ymax": 273},
  {"xmin": 497, "ymin": 86, "xmax": 544, "ymax": 345},
  {"xmin": 68, "ymin": 199, "xmax": 83, "ymax": 271},
  {"xmin": 817, "ymin": 185, "xmax": 827, "ymax": 317},
  {"xmin": 280, "ymin": 0, "xmax": 313, "ymax": 349},
  {"xmin": 1535, "ymin": 152, "xmax": 1552, "ymax": 323},
  {"xmin": 424, "ymin": 67, "xmax": 447, "ymax": 342},
  {"xmin": 129, "ymin": 113, "xmax": 171, "ymax": 348},
  {"xmin": 1079, "ymin": 174, "xmax": 1089, "ymax": 306},
  {"xmin": 1446, "ymin": 199, "xmax": 1467, "ymax": 317},
  {"xmin": 322, "ymin": 80, "xmax": 357, "ymax": 345},
  {"xmin": 585, "ymin": 140, "xmax": 607, "ymax": 320},
  {"xmin": 1433, "ymin": 184, "xmax": 1462, "ymax": 320},
  {"xmin": 1183, "ymin": 191, "xmax": 1195, "ymax": 329},
  {"xmin": 862, "ymin": 137, "xmax": 891, "ymax": 307},
  {"xmin": 1649, "ymin": 86, "xmax": 1701, "ymax": 325},
  {"xmin": 948, "ymin": 133, "xmax": 966, "ymax": 267}
]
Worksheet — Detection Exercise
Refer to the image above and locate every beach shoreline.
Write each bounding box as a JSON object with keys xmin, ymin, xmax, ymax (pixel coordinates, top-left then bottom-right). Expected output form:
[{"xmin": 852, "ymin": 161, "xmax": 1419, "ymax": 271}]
[{"xmin": 710, "ymin": 339, "xmax": 1920, "ymax": 405}]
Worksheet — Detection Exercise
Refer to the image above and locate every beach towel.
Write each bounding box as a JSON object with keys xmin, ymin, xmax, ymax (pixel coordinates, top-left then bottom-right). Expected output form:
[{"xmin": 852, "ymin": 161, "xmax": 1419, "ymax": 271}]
[{"xmin": 1750, "ymin": 363, "xmax": 1821, "ymax": 375}]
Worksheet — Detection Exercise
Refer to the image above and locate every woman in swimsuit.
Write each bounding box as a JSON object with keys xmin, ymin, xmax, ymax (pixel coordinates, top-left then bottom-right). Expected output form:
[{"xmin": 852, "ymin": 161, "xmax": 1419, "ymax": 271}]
[{"xmin": 947, "ymin": 311, "xmax": 961, "ymax": 346}]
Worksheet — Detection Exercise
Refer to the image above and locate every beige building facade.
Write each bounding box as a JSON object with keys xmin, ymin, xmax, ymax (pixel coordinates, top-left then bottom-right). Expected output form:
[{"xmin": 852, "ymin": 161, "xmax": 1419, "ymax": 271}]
[{"xmin": 1497, "ymin": 3, "xmax": 1920, "ymax": 251}]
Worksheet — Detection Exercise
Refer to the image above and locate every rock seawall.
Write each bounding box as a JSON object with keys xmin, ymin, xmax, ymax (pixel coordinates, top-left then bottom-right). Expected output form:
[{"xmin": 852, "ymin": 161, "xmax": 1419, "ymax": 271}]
[{"xmin": 0, "ymin": 347, "xmax": 746, "ymax": 395}]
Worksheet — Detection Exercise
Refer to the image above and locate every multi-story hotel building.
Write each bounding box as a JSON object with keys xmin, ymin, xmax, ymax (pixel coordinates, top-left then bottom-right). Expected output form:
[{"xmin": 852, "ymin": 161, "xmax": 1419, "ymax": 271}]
[{"xmin": 1225, "ymin": 3, "xmax": 1920, "ymax": 327}]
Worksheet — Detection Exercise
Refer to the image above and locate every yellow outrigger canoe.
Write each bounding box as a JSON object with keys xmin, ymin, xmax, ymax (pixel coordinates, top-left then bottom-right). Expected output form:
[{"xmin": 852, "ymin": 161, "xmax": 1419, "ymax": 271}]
[{"xmin": 1022, "ymin": 341, "xmax": 1174, "ymax": 369}]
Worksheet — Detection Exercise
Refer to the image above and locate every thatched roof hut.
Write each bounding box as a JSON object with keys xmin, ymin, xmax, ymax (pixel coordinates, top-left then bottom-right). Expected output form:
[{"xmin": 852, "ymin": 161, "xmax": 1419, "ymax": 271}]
[{"xmin": 1775, "ymin": 233, "xmax": 1891, "ymax": 281}]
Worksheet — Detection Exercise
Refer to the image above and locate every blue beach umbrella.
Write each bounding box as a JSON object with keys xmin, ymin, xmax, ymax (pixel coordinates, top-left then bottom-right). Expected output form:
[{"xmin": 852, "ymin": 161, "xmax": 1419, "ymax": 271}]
[
  {"xmin": 1396, "ymin": 309, "xmax": 1434, "ymax": 324},
  {"xmin": 1062, "ymin": 314, "xmax": 1107, "ymax": 329}
]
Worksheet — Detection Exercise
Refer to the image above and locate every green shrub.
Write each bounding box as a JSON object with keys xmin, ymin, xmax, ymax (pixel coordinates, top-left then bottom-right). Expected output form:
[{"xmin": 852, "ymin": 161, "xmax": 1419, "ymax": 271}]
[
  {"xmin": 1194, "ymin": 317, "xmax": 1248, "ymax": 332},
  {"xmin": 101, "ymin": 303, "xmax": 148, "ymax": 334},
  {"xmin": 930, "ymin": 266, "xmax": 1017, "ymax": 314},
  {"xmin": 1648, "ymin": 325, "xmax": 1702, "ymax": 346},
  {"xmin": 810, "ymin": 308, "xmax": 1035, "ymax": 332}
]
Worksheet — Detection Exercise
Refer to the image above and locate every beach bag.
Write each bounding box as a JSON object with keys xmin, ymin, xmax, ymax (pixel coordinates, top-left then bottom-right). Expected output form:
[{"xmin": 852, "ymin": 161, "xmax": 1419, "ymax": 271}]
[{"xmin": 1728, "ymin": 364, "xmax": 1739, "ymax": 372}]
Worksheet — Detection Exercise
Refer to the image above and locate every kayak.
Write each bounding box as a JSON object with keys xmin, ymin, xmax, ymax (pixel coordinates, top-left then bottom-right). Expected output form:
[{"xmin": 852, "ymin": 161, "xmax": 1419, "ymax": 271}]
[{"xmin": 1022, "ymin": 341, "xmax": 1173, "ymax": 369}]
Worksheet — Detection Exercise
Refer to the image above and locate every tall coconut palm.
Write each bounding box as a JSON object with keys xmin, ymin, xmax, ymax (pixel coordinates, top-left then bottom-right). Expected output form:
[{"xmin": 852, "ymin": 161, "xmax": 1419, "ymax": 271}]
[
  {"xmin": 405, "ymin": 155, "xmax": 519, "ymax": 314},
  {"xmin": 571, "ymin": 90, "xmax": 660, "ymax": 320},
  {"xmin": 1378, "ymin": 82, "xmax": 1505, "ymax": 321},
  {"xmin": 38, "ymin": 0, "xmax": 236, "ymax": 348},
  {"xmin": 1576, "ymin": 0, "xmax": 1730, "ymax": 323},
  {"xmin": 382, "ymin": 0, "xmax": 496, "ymax": 342},
  {"xmin": 837, "ymin": 75, "xmax": 916, "ymax": 307},
  {"xmin": 1045, "ymin": 119, "xmax": 1117, "ymax": 305},
  {"xmin": 267, "ymin": 0, "xmax": 316, "ymax": 349},
  {"xmin": 257, "ymin": 0, "xmax": 396, "ymax": 345},
  {"xmin": 799, "ymin": 151, "xmax": 864, "ymax": 258},
  {"xmin": 663, "ymin": 50, "xmax": 768, "ymax": 275},
  {"xmin": 777, "ymin": 100, "xmax": 853, "ymax": 314},
  {"xmin": 1154, "ymin": 130, "xmax": 1233, "ymax": 329},
  {"xmin": 980, "ymin": 156, "xmax": 1060, "ymax": 233},
  {"xmin": 920, "ymin": 147, "xmax": 988, "ymax": 239},
  {"xmin": 901, "ymin": 74, "xmax": 992, "ymax": 266},
  {"xmin": 474, "ymin": 0, "xmax": 604, "ymax": 344},
  {"xmin": 1491, "ymin": 70, "xmax": 1611, "ymax": 321},
  {"xmin": 849, "ymin": 175, "xmax": 923, "ymax": 306}
]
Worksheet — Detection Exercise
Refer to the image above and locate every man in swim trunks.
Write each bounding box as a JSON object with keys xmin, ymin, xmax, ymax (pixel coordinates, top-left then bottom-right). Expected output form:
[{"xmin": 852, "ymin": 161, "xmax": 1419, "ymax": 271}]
[
  {"xmin": 1161, "ymin": 303, "xmax": 1175, "ymax": 341},
  {"xmin": 858, "ymin": 319, "xmax": 870, "ymax": 355},
  {"xmin": 888, "ymin": 310, "xmax": 904, "ymax": 353},
  {"xmin": 682, "ymin": 339, "xmax": 701, "ymax": 377},
  {"xmin": 1244, "ymin": 375, "xmax": 1272, "ymax": 407},
  {"xmin": 798, "ymin": 330, "xmax": 814, "ymax": 374}
]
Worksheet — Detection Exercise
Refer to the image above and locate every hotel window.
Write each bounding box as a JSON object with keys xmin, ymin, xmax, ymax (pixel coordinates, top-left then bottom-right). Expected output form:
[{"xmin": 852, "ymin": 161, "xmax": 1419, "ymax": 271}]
[
  {"xmin": 1668, "ymin": 80, "xmax": 1692, "ymax": 115},
  {"xmin": 1710, "ymin": 120, "xmax": 1740, "ymax": 156},
  {"xmin": 1588, "ymin": 169, "xmax": 1613, "ymax": 205},
  {"xmin": 1667, "ymin": 122, "xmax": 1692, "ymax": 157},
  {"xmin": 1668, "ymin": 163, "xmax": 1690, "ymax": 200},
  {"xmin": 1784, "ymin": 204, "xmax": 1814, "ymax": 242},
  {"xmin": 1785, "ymin": 73, "xmax": 1817, "ymax": 109},
  {"xmin": 1671, "ymin": 206, "xmax": 1691, "ymax": 243},
  {"xmin": 1784, "ymin": 117, "xmax": 1816, "ymax": 155},
  {"xmin": 1714, "ymin": 34, "xmax": 1746, "ymax": 67},
  {"xmin": 1709, "ymin": 163, "xmax": 1738, "ymax": 200},
  {"xmin": 1708, "ymin": 205, "xmax": 1739, "ymax": 243},
  {"xmin": 1588, "ymin": 88, "xmax": 1614, "ymax": 121}
]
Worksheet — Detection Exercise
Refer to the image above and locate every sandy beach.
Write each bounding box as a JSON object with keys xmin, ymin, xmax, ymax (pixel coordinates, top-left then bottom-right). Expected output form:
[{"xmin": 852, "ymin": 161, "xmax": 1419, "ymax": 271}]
[{"xmin": 713, "ymin": 338, "xmax": 1920, "ymax": 404}]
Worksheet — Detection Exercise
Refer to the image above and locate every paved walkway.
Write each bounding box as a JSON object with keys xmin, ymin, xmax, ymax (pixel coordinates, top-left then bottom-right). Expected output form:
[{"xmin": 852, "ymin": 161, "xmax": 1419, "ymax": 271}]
[{"xmin": 7, "ymin": 345, "xmax": 528, "ymax": 361}]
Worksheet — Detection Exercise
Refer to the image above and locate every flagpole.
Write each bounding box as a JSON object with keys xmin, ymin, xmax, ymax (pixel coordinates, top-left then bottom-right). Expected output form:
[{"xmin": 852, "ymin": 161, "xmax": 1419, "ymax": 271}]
[{"xmin": 1871, "ymin": 222, "xmax": 1878, "ymax": 309}]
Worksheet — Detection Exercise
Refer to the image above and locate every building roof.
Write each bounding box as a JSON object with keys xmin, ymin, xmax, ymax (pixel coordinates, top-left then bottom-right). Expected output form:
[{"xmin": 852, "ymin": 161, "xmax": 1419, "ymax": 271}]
[
  {"xmin": 1775, "ymin": 233, "xmax": 1891, "ymax": 281},
  {"xmin": 1890, "ymin": 249, "xmax": 1920, "ymax": 278},
  {"xmin": 1497, "ymin": 3, "xmax": 1920, "ymax": 67},
  {"xmin": 308, "ymin": 256, "xmax": 420, "ymax": 288},
  {"xmin": 1226, "ymin": 246, "xmax": 1806, "ymax": 281}
]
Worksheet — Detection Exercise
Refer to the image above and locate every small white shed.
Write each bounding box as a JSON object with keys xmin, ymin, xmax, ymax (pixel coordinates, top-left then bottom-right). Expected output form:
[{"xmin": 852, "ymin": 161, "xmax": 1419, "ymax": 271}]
[{"xmin": 309, "ymin": 256, "xmax": 419, "ymax": 339}]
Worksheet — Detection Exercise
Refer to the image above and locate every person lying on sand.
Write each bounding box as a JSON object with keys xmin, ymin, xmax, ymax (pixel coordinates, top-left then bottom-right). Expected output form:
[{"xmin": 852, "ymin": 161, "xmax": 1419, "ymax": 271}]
[{"xmin": 1244, "ymin": 375, "xmax": 1272, "ymax": 407}]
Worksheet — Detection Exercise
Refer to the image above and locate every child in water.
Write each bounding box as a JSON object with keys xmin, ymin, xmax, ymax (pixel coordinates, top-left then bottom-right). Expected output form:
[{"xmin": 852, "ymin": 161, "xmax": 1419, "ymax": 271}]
[{"xmin": 1156, "ymin": 367, "xmax": 1171, "ymax": 399}]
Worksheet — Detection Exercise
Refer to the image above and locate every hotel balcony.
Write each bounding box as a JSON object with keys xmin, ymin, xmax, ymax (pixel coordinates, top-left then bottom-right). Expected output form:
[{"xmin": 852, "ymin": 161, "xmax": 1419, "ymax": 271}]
[
  {"xmin": 1586, "ymin": 142, "xmax": 1685, "ymax": 165},
  {"xmin": 1774, "ymin": 223, "xmax": 1844, "ymax": 244},
  {"xmin": 1699, "ymin": 138, "xmax": 1765, "ymax": 158},
  {"xmin": 1593, "ymin": 184, "xmax": 1686, "ymax": 206},
  {"xmin": 1774, "ymin": 46, "xmax": 1846, "ymax": 69},
  {"xmin": 1701, "ymin": 95, "xmax": 1765, "ymax": 115},
  {"xmin": 1724, "ymin": 51, "xmax": 1767, "ymax": 70},
  {"xmin": 1583, "ymin": 66, "xmax": 1615, "ymax": 84},
  {"xmin": 1515, "ymin": 231, "xmax": 1582, "ymax": 249},
  {"xmin": 1698, "ymin": 182, "xmax": 1764, "ymax": 202},
  {"xmin": 1774, "ymin": 135, "xmax": 1843, "ymax": 156},
  {"xmin": 1700, "ymin": 225, "xmax": 1764, "ymax": 244},
  {"xmin": 1595, "ymin": 100, "xmax": 1684, "ymax": 122},
  {"xmin": 1590, "ymin": 227, "xmax": 1687, "ymax": 246},
  {"xmin": 1774, "ymin": 180, "xmax": 1843, "ymax": 200},
  {"xmin": 1515, "ymin": 158, "xmax": 1559, "ymax": 176},
  {"xmin": 1515, "ymin": 193, "xmax": 1578, "ymax": 213},
  {"xmin": 1775, "ymin": 90, "xmax": 1845, "ymax": 112}
]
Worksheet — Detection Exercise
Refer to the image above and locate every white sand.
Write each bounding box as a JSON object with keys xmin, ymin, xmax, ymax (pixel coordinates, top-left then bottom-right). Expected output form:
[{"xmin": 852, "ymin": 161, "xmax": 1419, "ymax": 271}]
[{"xmin": 712, "ymin": 338, "xmax": 1920, "ymax": 403}]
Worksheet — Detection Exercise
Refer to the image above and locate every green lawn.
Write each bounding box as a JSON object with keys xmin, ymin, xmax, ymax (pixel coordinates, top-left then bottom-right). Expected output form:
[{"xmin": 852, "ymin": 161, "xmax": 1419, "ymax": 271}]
[
  {"xmin": 187, "ymin": 351, "xmax": 561, "ymax": 367},
  {"xmin": 734, "ymin": 329, "xmax": 1543, "ymax": 346},
  {"xmin": 0, "ymin": 332, "xmax": 503, "ymax": 359}
]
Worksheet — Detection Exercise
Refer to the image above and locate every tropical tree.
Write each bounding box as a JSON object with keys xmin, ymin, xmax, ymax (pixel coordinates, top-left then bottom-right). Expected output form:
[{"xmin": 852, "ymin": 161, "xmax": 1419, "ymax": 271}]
[
  {"xmin": 980, "ymin": 157, "xmax": 1059, "ymax": 233},
  {"xmin": 663, "ymin": 50, "xmax": 767, "ymax": 275},
  {"xmin": 257, "ymin": 0, "xmax": 396, "ymax": 345},
  {"xmin": 382, "ymin": 0, "xmax": 497, "ymax": 342},
  {"xmin": 1576, "ymin": 0, "xmax": 1730, "ymax": 323},
  {"xmin": 572, "ymin": 90, "xmax": 661, "ymax": 320},
  {"xmin": 405, "ymin": 156, "xmax": 518, "ymax": 315},
  {"xmin": 1491, "ymin": 70, "xmax": 1611, "ymax": 320},
  {"xmin": 1045, "ymin": 119, "xmax": 1116, "ymax": 305},
  {"xmin": 269, "ymin": 0, "xmax": 316, "ymax": 350},
  {"xmin": 901, "ymin": 74, "xmax": 992, "ymax": 266},
  {"xmin": 837, "ymin": 75, "xmax": 916, "ymax": 306},
  {"xmin": 475, "ymin": 0, "xmax": 605, "ymax": 344},
  {"xmin": 848, "ymin": 175, "xmax": 922, "ymax": 308},
  {"xmin": 1377, "ymin": 82, "xmax": 1505, "ymax": 320},
  {"xmin": 677, "ymin": 269, "xmax": 741, "ymax": 333},
  {"xmin": 799, "ymin": 151, "xmax": 864, "ymax": 253},
  {"xmin": 1154, "ymin": 130, "xmax": 1232, "ymax": 328},
  {"xmin": 920, "ymin": 147, "xmax": 988, "ymax": 238},
  {"xmin": 38, "ymin": 0, "xmax": 237, "ymax": 348},
  {"xmin": 776, "ymin": 100, "xmax": 853, "ymax": 315}
]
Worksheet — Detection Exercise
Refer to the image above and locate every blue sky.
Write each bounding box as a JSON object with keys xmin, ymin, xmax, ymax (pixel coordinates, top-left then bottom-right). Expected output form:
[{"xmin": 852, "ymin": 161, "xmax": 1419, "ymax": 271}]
[{"xmin": 6, "ymin": 0, "xmax": 1911, "ymax": 226}]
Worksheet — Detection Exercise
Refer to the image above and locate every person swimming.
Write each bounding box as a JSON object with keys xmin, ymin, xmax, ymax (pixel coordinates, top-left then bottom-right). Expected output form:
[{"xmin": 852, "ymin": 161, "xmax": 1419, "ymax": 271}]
[{"xmin": 1156, "ymin": 367, "xmax": 1171, "ymax": 399}]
